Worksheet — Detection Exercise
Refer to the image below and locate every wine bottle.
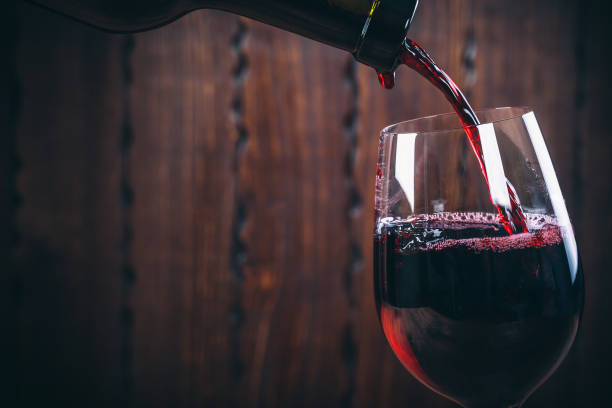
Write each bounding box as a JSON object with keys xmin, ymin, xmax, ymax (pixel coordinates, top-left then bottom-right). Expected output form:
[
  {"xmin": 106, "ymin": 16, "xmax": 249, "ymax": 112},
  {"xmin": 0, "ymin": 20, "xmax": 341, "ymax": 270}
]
[{"xmin": 28, "ymin": 0, "xmax": 419, "ymax": 72}]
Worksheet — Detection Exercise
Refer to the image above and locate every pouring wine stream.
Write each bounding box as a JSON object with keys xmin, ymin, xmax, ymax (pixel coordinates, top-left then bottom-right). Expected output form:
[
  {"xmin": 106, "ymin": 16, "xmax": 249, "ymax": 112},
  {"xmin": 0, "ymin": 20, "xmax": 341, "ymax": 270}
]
[{"xmin": 378, "ymin": 39, "xmax": 528, "ymax": 234}]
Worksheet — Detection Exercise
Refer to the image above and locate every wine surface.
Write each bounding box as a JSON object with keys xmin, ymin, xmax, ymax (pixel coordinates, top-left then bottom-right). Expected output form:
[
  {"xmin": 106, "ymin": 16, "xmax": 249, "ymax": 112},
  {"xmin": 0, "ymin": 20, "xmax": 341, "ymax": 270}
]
[
  {"xmin": 374, "ymin": 213, "xmax": 583, "ymax": 408},
  {"xmin": 380, "ymin": 40, "xmax": 528, "ymax": 234}
]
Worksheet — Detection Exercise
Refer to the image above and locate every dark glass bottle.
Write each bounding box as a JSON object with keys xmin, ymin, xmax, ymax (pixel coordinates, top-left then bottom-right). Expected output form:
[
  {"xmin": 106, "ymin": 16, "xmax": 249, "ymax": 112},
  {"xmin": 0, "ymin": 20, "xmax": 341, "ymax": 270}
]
[{"xmin": 28, "ymin": 0, "xmax": 419, "ymax": 72}]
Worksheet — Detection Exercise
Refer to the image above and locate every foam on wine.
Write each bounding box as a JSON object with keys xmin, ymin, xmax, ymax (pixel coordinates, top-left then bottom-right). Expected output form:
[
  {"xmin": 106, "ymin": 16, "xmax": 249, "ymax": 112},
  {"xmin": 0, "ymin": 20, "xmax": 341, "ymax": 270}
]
[{"xmin": 378, "ymin": 212, "xmax": 561, "ymax": 254}]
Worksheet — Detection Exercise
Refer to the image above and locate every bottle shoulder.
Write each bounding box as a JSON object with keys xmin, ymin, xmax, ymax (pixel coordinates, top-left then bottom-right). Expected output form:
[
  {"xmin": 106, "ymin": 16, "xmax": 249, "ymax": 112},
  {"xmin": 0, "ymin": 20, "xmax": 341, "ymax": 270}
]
[{"xmin": 28, "ymin": 0, "xmax": 193, "ymax": 32}]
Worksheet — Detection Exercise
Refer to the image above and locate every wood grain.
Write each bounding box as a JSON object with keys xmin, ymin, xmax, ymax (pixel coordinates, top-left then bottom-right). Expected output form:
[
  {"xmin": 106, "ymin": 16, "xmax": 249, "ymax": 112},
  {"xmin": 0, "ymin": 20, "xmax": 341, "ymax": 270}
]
[
  {"xmin": 236, "ymin": 18, "xmax": 351, "ymax": 407},
  {"xmin": 128, "ymin": 11, "xmax": 237, "ymax": 407}
]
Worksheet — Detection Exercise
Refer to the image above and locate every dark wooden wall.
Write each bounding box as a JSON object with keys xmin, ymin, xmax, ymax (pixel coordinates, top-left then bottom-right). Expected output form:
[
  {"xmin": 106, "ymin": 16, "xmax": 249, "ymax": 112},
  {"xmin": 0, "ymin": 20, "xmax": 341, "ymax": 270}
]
[{"xmin": 3, "ymin": 1, "xmax": 612, "ymax": 407}]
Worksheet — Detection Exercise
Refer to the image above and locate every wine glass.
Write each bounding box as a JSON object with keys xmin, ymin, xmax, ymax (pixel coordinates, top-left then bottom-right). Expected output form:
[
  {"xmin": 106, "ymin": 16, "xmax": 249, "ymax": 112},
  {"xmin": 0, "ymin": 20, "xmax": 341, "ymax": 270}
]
[{"xmin": 373, "ymin": 107, "xmax": 584, "ymax": 408}]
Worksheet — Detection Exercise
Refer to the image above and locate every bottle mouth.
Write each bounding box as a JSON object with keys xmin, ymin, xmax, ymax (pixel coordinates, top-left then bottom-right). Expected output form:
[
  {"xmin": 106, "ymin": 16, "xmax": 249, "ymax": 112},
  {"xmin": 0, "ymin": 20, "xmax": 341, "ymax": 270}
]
[{"xmin": 353, "ymin": 0, "xmax": 419, "ymax": 72}]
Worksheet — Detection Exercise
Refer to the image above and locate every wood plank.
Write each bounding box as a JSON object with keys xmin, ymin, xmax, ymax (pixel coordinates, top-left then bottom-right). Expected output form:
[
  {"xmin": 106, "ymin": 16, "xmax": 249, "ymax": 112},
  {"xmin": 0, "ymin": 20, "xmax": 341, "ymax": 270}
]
[
  {"xmin": 237, "ymin": 19, "xmax": 352, "ymax": 407},
  {"xmin": 129, "ymin": 11, "xmax": 237, "ymax": 407},
  {"xmin": 14, "ymin": 3, "xmax": 123, "ymax": 407},
  {"xmin": 577, "ymin": 1, "xmax": 612, "ymax": 406}
]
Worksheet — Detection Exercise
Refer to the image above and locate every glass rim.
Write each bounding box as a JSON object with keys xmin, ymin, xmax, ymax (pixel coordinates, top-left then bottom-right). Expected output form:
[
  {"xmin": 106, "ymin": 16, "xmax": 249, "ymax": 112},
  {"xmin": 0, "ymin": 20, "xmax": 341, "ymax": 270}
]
[{"xmin": 381, "ymin": 106, "xmax": 533, "ymax": 136}]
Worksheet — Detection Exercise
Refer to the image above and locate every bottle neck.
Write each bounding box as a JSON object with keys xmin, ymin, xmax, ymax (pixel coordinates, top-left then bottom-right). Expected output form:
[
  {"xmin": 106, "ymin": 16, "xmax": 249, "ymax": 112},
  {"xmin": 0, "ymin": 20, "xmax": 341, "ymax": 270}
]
[{"xmin": 353, "ymin": 0, "xmax": 419, "ymax": 71}]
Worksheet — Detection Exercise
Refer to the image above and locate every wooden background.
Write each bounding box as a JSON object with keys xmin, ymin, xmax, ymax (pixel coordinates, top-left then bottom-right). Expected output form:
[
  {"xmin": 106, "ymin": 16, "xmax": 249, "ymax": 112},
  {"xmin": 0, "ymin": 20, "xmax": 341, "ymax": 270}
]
[{"xmin": 2, "ymin": 0, "xmax": 612, "ymax": 407}]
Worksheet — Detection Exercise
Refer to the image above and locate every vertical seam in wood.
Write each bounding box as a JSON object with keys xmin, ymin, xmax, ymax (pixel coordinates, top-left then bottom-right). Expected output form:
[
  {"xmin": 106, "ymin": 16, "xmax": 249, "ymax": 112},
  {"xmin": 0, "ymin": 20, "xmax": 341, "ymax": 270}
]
[
  {"xmin": 119, "ymin": 34, "xmax": 135, "ymax": 408},
  {"xmin": 573, "ymin": 1, "xmax": 589, "ymax": 229},
  {"xmin": 462, "ymin": 30, "xmax": 477, "ymax": 94},
  {"xmin": 229, "ymin": 18, "xmax": 249, "ymax": 402},
  {"xmin": 341, "ymin": 56, "xmax": 362, "ymax": 408}
]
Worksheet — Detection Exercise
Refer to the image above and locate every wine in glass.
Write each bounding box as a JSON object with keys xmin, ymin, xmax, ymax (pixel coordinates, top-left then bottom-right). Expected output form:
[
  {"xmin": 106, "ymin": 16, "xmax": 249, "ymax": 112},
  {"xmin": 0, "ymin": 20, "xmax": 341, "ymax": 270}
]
[{"xmin": 373, "ymin": 107, "xmax": 584, "ymax": 408}]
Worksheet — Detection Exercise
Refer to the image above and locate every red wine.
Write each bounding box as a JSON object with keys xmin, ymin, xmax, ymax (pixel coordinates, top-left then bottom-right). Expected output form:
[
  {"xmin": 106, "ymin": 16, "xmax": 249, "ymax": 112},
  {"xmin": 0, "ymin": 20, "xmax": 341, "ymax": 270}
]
[
  {"xmin": 380, "ymin": 40, "xmax": 528, "ymax": 234},
  {"xmin": 374, "ymin": 213, "xmax": 583, "ymax": 408}
]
